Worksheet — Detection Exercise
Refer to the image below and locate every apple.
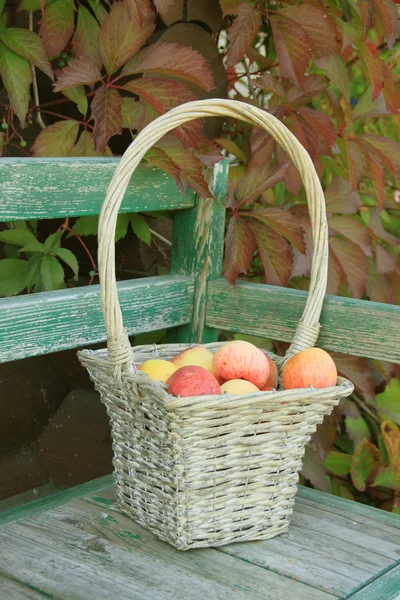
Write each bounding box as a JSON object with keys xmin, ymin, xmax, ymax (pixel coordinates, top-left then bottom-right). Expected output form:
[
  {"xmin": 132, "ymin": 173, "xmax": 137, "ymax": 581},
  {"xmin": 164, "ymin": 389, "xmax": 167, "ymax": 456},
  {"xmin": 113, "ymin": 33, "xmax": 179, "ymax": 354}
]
[
  {"xmin": 171, "ymin": 345, "xmax": 215, "ymax": 374},
  {"xmin": 140, "ymin": 359, "xmax": 177, "ymax": 383},
  {"xmin": 282, "ymin": 348, "xmax": 337, "ymax": 389},
  {"xmin": 167, "ymin": 365, "xmax": 221, "ymax": 397},
  {"xmin": 213, "ymin": 340, "xmax": 270, "ymax": 388},
  {"xmin": 263, "ymin": 356, "xmax": 278, "ymax": 389},
  {"xmin": 221, "ymin": 379, "xmax": 260, "ymax": 395}
]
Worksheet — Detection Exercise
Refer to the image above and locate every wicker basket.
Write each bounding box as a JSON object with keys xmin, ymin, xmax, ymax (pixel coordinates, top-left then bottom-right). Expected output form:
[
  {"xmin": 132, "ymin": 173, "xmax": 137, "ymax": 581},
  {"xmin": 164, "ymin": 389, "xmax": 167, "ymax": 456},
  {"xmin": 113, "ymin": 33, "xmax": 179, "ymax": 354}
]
[{"xmin": 78, "ymin": 99, "xmax": 354, "ymax": 550}]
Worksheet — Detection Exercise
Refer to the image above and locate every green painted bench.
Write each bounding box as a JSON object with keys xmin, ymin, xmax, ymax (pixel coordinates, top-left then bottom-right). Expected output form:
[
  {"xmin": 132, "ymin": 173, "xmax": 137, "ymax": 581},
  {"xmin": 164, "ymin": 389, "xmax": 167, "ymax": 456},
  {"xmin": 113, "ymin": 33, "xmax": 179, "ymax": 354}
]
[{"xmin": 0, "ymin": 157, "xmax": 400, "ymax": 599}]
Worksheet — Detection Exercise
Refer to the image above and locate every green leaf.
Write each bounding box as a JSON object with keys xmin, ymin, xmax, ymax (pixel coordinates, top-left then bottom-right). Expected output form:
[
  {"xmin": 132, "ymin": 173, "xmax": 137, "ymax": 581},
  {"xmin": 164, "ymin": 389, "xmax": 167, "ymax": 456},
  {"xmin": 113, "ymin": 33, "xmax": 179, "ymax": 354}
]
[
  {"xmin": 53, "ymin": 247, "xmax": 79, "ymax": 276},
  {"xmin": 351, "ymin": 439, "xmax": 381, "ymax": 492},
  {"xmin": 325, "ymin": 452, "xmax": 353, "ymax": 476},
  {"xmin": 72, "ymin": 4, "xmax": 102, "ymax": 70},
  {"xmin": 25, "ymin": 253, "xmax": 43, "ymax": 291},
  {"xmin": 215, "ymin": 137, "xmax": 247, "ymax": 163},
  {"xmin": 0, "ymin": 258, "xmax": 27, "ymax": 296},
  {"xmin": 40, "ymin": 0, "xmax": 75, "ymax": 57},
  {"xmin": 40, "ymin": 254, "xmax": 65, "ymax": 291},
  {"xmin": 44, "ymin": 230, "xmax": 63, "ymax": 253},
  {"xmin": 0, "ymin": 41, "xmax": 31, "ymax": 126},
  {"xmin": 72, "ymin": 216, "xmax": 98, "ymax": 236},
  {"xmin": 372, "ymin": 465, "xmax": 400, "ymax": 491},
  {"xmin": 18, "ymin": 0, "xmax": 56, "ymax": 10},
  {"xmin": 62, "ymin": 86, "xmax": 88, "ymax": 117},
  {"xmin": 0, "ymin": 27, "xmax": 53, "ymax": 79},
  {"xmin": 0, "ymin": 228, "xmax": 38, "ymax": 247},
  {"xmin": 32, "ymin": 120, "xmax": 79, "ymax": 156},
  {"xmin": 130, "ymin": 214, "xmax": 151, "ymax": 246},
  {"xmin": 121, "ymin": 97, "xmax": 144, "ymax": 130},
  {"xmin": 376, "ymin": 380, "xmax": 400, "ymax": 425},
  {"xmin": 345, "ymin": 416, "xmax": 371, "ymax": 448},
  {"xmin": 87, "ymin": 0, "xmax": 107, "ymax": 24},
  {"xmin": 0, "ymin": 0, "xmax": 5, "ymax": 13},
  {"xmin": 315, "ymin": 54, "xmax": 349, "ymax": 100},
  {"xmin": 19, "ymin": 241, "xmax": 45, "ymax": 253},
  {"xmin": 115, "ymin": 214, "xmax": 130, "ymax": 243}
]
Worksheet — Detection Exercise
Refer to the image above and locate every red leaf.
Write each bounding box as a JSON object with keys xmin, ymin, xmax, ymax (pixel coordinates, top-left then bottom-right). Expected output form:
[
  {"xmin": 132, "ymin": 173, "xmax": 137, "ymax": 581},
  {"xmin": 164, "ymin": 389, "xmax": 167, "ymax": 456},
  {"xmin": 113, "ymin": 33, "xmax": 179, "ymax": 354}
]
[
  {"xmin": 360, "ymin": 135, "xmax": 400, "ymax": 175},
  {"xmin": 91, "ymin": 86, "xmax": 123, "ymax": 153},
  {"xmin": 72, "ymin": 5, "xmax": 102, "ymax": 70},
  {"xmin": 358, "ymin": 40, "xmax": 383, "ymax": 100},
  {"xmin": 219, "ymin": 0, "xmax": 248, "ymax": 16},
  {"xmin": 121, "ymin": 42, "xmax": 214, "ymax": 91},
  {"xmin": 381, "ymin": 61, "xmax": 399, "ymax": 113},
  {"xmin": 351, "ymin": 439, "xmax": 381, "ymax": 492},
  {"xmin": 124, "ymin": 0, "xmax": 155, "ymax": 25},
  {"xmin": 325, "ymin": 177, "xmax": 361, "ymax": 215},
  {"xmin": 326, "ymin": 251, "xmax": 344, "ymax": 295},
  {"xmin": 373, "ymin": 0, "xmax": 400, "ymax": 48},
  {"xmin": 369, "ymin": 208, "xmax": 399, "ymax": 245},
  {"xmin": 253, "ymin": 73, "xmax": 285, "ymax": 98},
  {"xmin": 366, "ymin": 272, "xmax": 395, "ymax": 303},
  {"xmin": 376, "ymin": 244, "xmax": 395, "ymax": 274},
  {"xmin": 32, "ymin": 120, "xmax": 79, "ymax": 156},
  {"xmin": 329, "ymin": 237, "xmax": 369, "ymax": 298},
  {"xmin": 223, "ymin": 216, "xmax": 255, "ymax": 284},
  {"xmin": 249, "ymin": 220, "xmax": 292, "ymax": 286},
  {"xmin": 328, "ymin": 215, "xmax": 372, "ymax": 255},
  {"xmin": 331, "ymin": 353, "xmax": 376, "ymax": 402},
  {"xmin": 246, "ymin": 207, "xmax": 305, "ymax": 253},
  {"xmin": 279, "ymin": 5, "xmax": 338, "ymax": 57},
  {"xmin": 99, "ymin": 0, "xmax": 155, "ymax": 74},
  {"xmin": 53, "ymin": 56, "xmax": 102, "ymax": 92},
  {"xmin": 157, "ymin": 137, "xmax": 210, "ymax": 198},
  {"xmin": 144, "ymin": 146, "xmax": 183, "ymax": 192},
  {"xmin": 40, "ymin": 0, "xmax": 75, "ymax": 57},
  {"xmin": 292, "ymin": 107, "xmax": 336, "ymax": 160},
  {"xmin": 153, "ymin": 0, "xmax": 174, "ymax": 21},
  {"xmin": 236, "ymin": 162, "xmax": 288, "ymax": 206},
  {"xmin": 270, "ymin": 14, "xmax": 310, "ymax": 88},
  {"xmin": 368, "ymin": 154, "xmax": 385, "ymax": 209},
  {"xmin": 381, "ymin": 421, "xmax": 400, "ymax": 468},
  {"xmin": 360, "ymin": 0, "xmax": 374, "ymax": 29},
  {"xmin": 287, "ymin": 74, "xmax": 329, "ymax": 106},
  {"xmin": 123, "ymin": 77, "xmax": 200, "ymax": 147},
  {"xmin": 226, "ymin": 3, "xmax": 262, "ymax": 67},
  {"xmin": 313, "ymin": 408, "xmax": 341, "ymax": 460},
  {"xmin": 315, "ymin": 54, "xmax": 350, "ymax": 100},
  {"xmin": 302, "ymin": 443, "xmax": 330, "ymax": 492}
]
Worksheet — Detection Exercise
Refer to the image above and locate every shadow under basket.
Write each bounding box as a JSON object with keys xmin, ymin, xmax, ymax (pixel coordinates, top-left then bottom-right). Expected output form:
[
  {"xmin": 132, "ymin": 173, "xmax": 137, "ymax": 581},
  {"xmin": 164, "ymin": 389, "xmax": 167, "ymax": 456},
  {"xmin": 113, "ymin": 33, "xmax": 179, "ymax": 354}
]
[
  {"xmin": 79, "ymin": 342, "xmax": 353, "ymax": 550},
  {"xmin": 78, "ymin": 99, "xmax": 354, "ymax": 549}
]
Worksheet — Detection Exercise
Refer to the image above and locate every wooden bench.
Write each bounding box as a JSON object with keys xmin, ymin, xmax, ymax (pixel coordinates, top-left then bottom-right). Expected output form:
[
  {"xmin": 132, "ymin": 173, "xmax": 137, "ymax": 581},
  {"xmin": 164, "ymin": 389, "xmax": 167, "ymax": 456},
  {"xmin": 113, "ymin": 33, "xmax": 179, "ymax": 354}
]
[{"xmin": 0, "ymin": 157, "xmax": 400, "ymax": 599}]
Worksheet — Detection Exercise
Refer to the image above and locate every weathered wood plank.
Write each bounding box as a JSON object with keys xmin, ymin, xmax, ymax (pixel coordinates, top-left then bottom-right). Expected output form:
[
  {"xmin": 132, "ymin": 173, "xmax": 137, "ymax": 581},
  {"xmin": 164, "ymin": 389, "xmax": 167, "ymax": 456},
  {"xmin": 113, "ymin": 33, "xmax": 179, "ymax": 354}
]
[
  {"xmin": 346, "ymin": 564, "xmax": 400, "ymax": 600},
  {"xmin": 0, "ymin": 499, "xmax": 338, "ymax": 600},
  {"xmin": 206, "ymin": 279, "xmax": 400, "ymax": 363},
  {"xmin": 168, "ymin": 159, "xmax": 229, "ymax": 344},
  {"xmin": 0, "ymin": 576, "xmax": 53, "ymax": 600},
  {"xmin": 0, "ymin": 158, "xmax": 195, "ymax": 222},
  {"xmin": 0, "ymin": 275, "xmax": 194, "ymax": 362}
]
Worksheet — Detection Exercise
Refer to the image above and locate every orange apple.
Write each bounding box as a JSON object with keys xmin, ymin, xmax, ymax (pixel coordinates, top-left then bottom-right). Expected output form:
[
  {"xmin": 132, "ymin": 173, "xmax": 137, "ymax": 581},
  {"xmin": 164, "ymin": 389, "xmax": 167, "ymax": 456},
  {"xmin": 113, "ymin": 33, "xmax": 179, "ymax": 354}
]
[
  {"xmin": 282, "ymin": 348, "xmax": 337, "ymax": 389},
  {"xmin": 213, "ymin": 340, "xmax": 270, "ymax": 389},
  {"xmin": 140, "ymin": 359, "xmax": 177, "ymax": 383},
  {"xmin": 263, "ymin": 356, "xmax": 278, "ymax": 389},
  {"xmin": 221, "ymin": 379, "xmax": 260, "ymax": 395},
  {"xmin": 167, "ymin": 365, "xmax": 221, "ymax": 397},
  {"xmin": 171, "ymin": 346, "xmax": 215, "ymax": 374}
]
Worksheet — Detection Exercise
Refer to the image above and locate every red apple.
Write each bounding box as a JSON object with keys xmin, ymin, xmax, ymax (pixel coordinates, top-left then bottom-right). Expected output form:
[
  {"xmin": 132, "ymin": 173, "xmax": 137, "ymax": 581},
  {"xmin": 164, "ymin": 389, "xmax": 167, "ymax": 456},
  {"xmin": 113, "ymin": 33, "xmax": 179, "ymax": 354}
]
[
  {"xmin": 167, "ymin": 365, "xmax": 221, "ymax": 397},
  {"xmin": 282, "ymin": 348, "xmax": 337, "ymax": 390},
  {"xmin": 213, "ymin": 341, "xmax": 270, "ymax": 389},
  {"xmin": 263, "ymin": 356, "xmax": 278, "ymax": 389}
]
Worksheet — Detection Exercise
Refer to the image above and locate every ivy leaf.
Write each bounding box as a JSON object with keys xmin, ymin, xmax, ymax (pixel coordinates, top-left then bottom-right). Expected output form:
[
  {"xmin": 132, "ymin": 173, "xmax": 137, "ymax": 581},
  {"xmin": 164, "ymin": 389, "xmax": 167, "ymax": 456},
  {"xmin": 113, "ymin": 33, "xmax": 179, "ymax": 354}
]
[
  {"xmin": 131, "ymin": 214, "xmax": 151, "ymax": 246},
  {"xmin": 315, "ymin": 54, "xmax": 349, "ymax": 100},
  {"xmin": 219, "ymin": 0, "xmax": 246, "ymax": 16},
  {"xmin": 44, "ymin": 230, "xmax": 63, "ymax": 253},
  {"xmin": 40, "ymin": 0, "xmax": 75, "ymax": 57},
  {"xmin": 329, "ymin": 216, "xmax": 372, "ymax": 255},
  {"xmin": 0, "ymin": 27, "xmax": 53, "ymax": 79},
  {"xmin": 236, "ymin": 162, "xmax": 288, "ymax": 206},
  {"xmin": 346, "ymin": 415, "xmax": 371, "ymax": 450},
  {"xmin": 369, "ymin": 208, "xmax": 399, "ymax": 246},
  {"xmin": 72, "ymin": 215, "xmax": 98, "ymax": 237},
  {"xmin": 18, "ymin": 0, "xmax": 55, "ymax": 10},
  {"xmin": 376, "ymin": 379, "xmax": 400, "ymax": 425},
  {"xmin": 357, "ymin": 40, "xmax": 383, "ymax": 100},
  {"xmin": 72, "ymin": 4, "xmax": 102, "ymax": 70},
  {"xmin": 0, "ymin": 41, "xmax": 31, "ymax": 126},
  {"xmin": 360, "ymin": 135, "xmax": 400, "ymax": 175},
  {"xmin": 352, "ymin": 87, "xmax": 387, "ymax": 120},
  {"xmin": 325, "ymin": 178, "xmax": 361, "ymax": 214},
  {"xmin": 250, "ymin": 220, "xmax": 292, "ymax": 286},
  {"xmin": 332, "ymin": 353, "xmax": 376, "ymax": 402},
  {"xmin": 226, "ymin": 2, "xmax": 261, "ymax": 67},
  {"xmin": 366, "ymin": 272, "xmax": 395, "ymax": 304},
  {"xmin": 373, "ymin": 0, "xmax": 399, "ymax": 48},
  {"xmin": 122, "ymin": 42, "xmax": 214, "ymax": 91},
  {"xmin": 87, "ymin": 0, "xmax": 107, "ymax": 24},
  {"xmin": 99, "ymin": 0, "xmax": 155, "ymax": 75},
  {"xmin": 19, "ymin": 240, "xmax": 45, "ymax": 253},
  {"xmin": 123, "ymin": 77, "xmax": 199, "ymax": 147},
  {"xmin": 40, "ymin": 254, "xmax": 65, "ymax": 291},
  {"xmin": 114, "ymin": 213, "xmax": 130, "ymax": 242},
  {"xmin": 121, "ymin": 98, "xmax": 144, "ymax": 130},
  {"xmin": 53, "ymin": 247, "xmax": 79, "ymax": 276},
  {"xmin": 313, "ymin": 408, "xmax": 341, "ymax": 460},
  {"xmin": 381, "ymin": 421, "xmax": 400, "ymax": 468},
  {"xmin": 351, "ymin": 438, "xmax": 381, "ymax": 492},
  {"xmin": 144, "ymin": 146, "xmax": 182, "ymax": 190},
  {"xmin": 32, "ymin": 120, "xmax": 79, "ymax": 156},
  {"xmin": 157, "ymin": 138, "xmax": 210, "ymax": 198},
  {"xmin": 91, "ymin": 86, "xmax": 123, "ymax": 154},
  {"xmin": 302, "ymin": 443, "xmax": 330, "ymax": 492},
  {"xmin": 329, "ymin": 237, "xmax": 369, "ymax": 298},
  {"xmin": 376, "ymin": 244, "xmax": 395, "ymax": 274},
  {"xmin": 62, "ymin": 86, "xmax": 88, "ymax": 117},
  {"xmin": 153, "ymin": 0, "xmax": 174, "ymax": 21},
  {"xmin": 292, "ymin": 107, "xmax": 336, "ymax": 160},
  {"xmin": 25, "ymin": 254, "xmax": 43, "ymax": 291},
  {"xmin": 253, "ymin": 72, "xmax": 285, "ymax": 98},
  {"xmin": 70, "ymin": 130, "xmax": 102, "ymax": 157},
  {"xmin": 270, "ymin": 14, "xmax": 310, "ymax": 88},
  {"xmin": 368, "ymin": 154, "xmax": 385, "ymax": 209},
  {"xmin": 53, "ymin": 56, "xmax": 102, "ymax": 92},
  {"xmin": 246, "ymin": 207, "xmax": 305, "ymax": 253},
  {"xmin": 0, "ymin": 228, "xmax": 38, "ymax": 247},
  {"xmin": 381, "ymin": 61, "xmax": 399, "ymax": 114},
  {"xmin": 279, "ymin": 6, "xmax": 338, "ymax": 57},
  {"xmin": 0, "ymin": 258, "xmax": 27, "ymax": 297},
  {"xmin": 124, "ymin": 0, "xmax": 155, "ymax": 26},
  {"xmin": 325, "ymin": 452, "xmax": 352, "ymax": 476},
  {"xmin": 326, "ymin": 251, "xmax": 344, "ymax": 295},
  {"xmin": 223, "ymin": 216, "xmax": 255, "ymax": 284},
  {"xmin": 214, "ymin": 138, "xmax": 248, "ymax": 164},
  {"xmin": 373, "ymin": 465, "xmax": 400, "ymax": 491}
]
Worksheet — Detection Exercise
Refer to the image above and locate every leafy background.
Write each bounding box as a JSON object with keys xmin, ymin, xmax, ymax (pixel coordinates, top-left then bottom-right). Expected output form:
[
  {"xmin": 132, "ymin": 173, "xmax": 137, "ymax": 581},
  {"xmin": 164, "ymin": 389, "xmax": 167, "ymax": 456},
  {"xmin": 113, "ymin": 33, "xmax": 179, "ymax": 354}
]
[{"xmin": 0, "ymin": 0, "xmax": 399, "ymax": 511}]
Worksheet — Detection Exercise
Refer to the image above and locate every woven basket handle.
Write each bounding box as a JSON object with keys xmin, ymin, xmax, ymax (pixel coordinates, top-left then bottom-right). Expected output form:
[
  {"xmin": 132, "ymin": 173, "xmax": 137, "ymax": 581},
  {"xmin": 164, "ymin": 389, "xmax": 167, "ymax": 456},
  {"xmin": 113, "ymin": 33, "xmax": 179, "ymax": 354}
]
[{"xmin": 98, "ymin": 99, "xmax": 328, "ymax": 376}]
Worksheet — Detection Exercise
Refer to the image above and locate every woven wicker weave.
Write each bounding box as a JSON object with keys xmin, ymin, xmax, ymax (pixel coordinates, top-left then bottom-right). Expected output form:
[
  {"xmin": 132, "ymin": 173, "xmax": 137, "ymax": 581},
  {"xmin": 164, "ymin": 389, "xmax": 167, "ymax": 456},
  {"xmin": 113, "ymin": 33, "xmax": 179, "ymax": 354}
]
[{"xmin": 79, "ymin": 100, "xmax": 354, "ymax": 550}]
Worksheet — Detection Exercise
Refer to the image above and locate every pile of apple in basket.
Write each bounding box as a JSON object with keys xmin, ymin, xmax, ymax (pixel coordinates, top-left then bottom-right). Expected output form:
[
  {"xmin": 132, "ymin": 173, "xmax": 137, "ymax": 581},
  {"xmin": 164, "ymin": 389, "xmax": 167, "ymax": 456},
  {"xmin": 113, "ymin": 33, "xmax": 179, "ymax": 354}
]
[{"xmin": 138, "ymin": 340, "xmax": 337, "ymax": 397}]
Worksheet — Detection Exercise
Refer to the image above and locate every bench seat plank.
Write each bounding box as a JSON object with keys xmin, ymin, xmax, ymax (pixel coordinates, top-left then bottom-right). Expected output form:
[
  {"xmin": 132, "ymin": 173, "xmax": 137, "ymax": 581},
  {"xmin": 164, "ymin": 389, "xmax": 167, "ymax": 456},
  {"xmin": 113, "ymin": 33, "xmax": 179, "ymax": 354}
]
[
  {"xmin": 0, "ymin": 158, "xmax": 195, "ymax": 221},
  {"xmin": 206, "ymin": 279, "xmax": 400, "ymax": 363},
  {"xmin": 0, "ymin": 275, "xmax": 194, "ymax": 362}
]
